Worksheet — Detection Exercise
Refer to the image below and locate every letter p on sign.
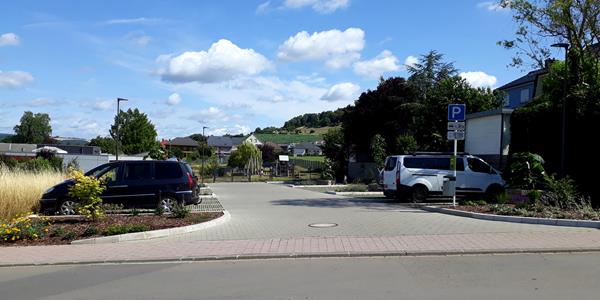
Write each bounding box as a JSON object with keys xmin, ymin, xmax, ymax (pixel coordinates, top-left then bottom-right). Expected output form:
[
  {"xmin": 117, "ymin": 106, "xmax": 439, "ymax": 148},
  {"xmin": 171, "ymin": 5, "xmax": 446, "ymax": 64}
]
[{"xmin": 448, "ymin": 104, "xmax": 466, "ymax": 121}]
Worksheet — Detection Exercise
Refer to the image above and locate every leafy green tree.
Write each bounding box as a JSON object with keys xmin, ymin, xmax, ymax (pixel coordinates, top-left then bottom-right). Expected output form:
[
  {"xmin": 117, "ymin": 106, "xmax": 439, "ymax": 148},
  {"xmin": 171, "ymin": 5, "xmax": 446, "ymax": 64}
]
[
  {"xmin": 395, "ymin": 134, "xmax": 418, "ymax": 154},
  {"xmin": 407, "ymin": 50, "xmax": 457, "ymax": 99},
  {"xmin": 89, "ymin": 136, "xmax": 117, "ymax": 154},
  {"xmin": 322, "ymin": 127, "xmax": 347, "ymax": 182},
  {"xmin": 109, "ymin": 108, "xmax": 157, "ymax": 155},
  {"xmin": 12, "ymin": 111, "xmax": 52, "ymax": 144},
  {"xmin": 259, "ymin": 142, "xmax": 279, "ymax": 163},
  {"xmin": 498, "ymin": 0, "xmax": 600, "ymax": 70},
  {"xmin": 370, "ymin": 134, "xmax": 387, "ymax": 169}
]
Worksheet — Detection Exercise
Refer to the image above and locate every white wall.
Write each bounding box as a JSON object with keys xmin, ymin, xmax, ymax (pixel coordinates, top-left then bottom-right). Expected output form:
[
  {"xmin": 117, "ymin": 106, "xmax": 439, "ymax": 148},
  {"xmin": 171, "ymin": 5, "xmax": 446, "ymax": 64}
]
[
  {"xmin": 465, "ymin": 115, "xmax": 502, "ymax": 155},
  {"xmin": 58, "ymin": 154, "xmax": 110, "ymax": 172}
]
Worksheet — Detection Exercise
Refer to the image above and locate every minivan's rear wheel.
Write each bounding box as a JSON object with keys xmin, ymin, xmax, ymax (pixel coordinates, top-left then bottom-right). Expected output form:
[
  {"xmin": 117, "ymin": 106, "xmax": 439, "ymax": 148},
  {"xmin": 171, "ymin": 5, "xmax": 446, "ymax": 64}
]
[
  {"xmin": 58, "ymin": 199, "xmax": 76, "ymax": 215},
  {"xmin": 411, "ymin": 185, "xmax": 428, "ymax": 203},
  {"xmin": 485, "ymin": 185, "xmax": 504, "ymax": 202},
  {"xmin": 159, "ymin": 196, "xmax": 177, "ymax": 213}
]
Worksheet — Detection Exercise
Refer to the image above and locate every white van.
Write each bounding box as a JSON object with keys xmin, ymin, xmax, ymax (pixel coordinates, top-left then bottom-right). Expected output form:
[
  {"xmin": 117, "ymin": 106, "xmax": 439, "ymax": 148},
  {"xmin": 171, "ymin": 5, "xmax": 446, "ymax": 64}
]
[{"xmin": 382, "ymin": 153, "xmax": 505, "ymax": 202}]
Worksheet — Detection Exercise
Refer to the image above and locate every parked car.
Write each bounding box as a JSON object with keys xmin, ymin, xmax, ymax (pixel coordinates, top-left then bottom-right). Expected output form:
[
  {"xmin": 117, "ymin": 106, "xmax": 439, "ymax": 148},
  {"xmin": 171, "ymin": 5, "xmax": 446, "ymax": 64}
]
[
  {"xmin": 40, "ymin": 160, "xmax": 201, "ymax": 215},
  {"xmin": 382, "ymin": 153, "xmax": 505, "ymax": 202}
]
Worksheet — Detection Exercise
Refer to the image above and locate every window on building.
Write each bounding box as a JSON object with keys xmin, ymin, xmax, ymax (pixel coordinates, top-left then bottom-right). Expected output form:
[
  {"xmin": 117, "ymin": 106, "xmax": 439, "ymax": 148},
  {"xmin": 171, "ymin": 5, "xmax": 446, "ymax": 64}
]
[{"xmin": 520, "ymin": 88, "xmax": 530, "ymax": 103}]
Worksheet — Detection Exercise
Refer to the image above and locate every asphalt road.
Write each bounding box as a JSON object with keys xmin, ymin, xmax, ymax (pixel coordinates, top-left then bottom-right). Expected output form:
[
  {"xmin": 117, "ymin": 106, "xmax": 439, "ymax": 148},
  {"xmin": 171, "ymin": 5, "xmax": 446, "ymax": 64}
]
[
  {"xmin": 2, "ymin": 253, "xmax": 599, "ymax": 300},
  {"xmin": 152, "ymin": 182, "xmax": 591, "ymax": 242}
]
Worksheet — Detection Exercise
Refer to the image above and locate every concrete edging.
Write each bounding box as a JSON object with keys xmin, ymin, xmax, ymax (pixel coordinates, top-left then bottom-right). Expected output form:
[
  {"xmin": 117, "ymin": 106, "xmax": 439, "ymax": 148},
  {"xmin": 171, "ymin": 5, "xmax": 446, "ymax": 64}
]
[
  {"xmin": 422, "ymin": 206, "xmax": 600, "ymax": 229},
  {"xmin": 325, "ymin": 191, "xmax": 383, "ymax": 196},
  {"xmin": 71, "ymin": 210, "xmax": 231, "ymax": 245},
  {"xmin": 4, "ymin": 247, "xmax": 600, "ymax": 267}
]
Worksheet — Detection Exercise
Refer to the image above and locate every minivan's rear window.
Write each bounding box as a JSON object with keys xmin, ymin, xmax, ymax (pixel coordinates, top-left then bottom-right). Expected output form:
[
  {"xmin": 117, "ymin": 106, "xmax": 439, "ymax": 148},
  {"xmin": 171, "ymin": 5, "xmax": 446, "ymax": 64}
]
[
  {"xmin": 403, "ymin": 157, "xmax": 464, "ymax": 171},
  {"xmin": 384, "ymin": 157, "xmax": 398, "ymax": 171},
  {"xmin": 155, "ymin": 162, "xmax": 183, "ymax": 179}
]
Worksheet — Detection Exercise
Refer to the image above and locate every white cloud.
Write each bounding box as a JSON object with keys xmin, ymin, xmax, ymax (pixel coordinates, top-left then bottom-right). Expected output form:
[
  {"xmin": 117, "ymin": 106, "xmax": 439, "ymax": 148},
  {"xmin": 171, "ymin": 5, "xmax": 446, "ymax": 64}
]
[
  {"xmin": 190, "ymin": 107, "xmax": 229, "ymax": 123},
  {"xmin": 0, "ymin": 70, "xmax": 34, "ymax": 88},
  {"xmin": 477, "ymin": 1, "xmax": 507, "ymax": 11},
  {"xmin": 256, "ymin": 1, "xmax": 271, "ymax": 14},
  {"xmin": 460, "ymin": 71, "xmax": 498, "ymax": 88},
  {"xmin": 81, "ymin": 100, "xmax": 113, "ymax": 111},
  {"xmin": 404, "ymin": 55, "xmax": 418, "ymax": 68},
  {"xmin": 0, "ymin": 33, "xmax": 19, "ymax": 47},
  {"xmin": 283, "ymin": 0, "xmax": 349, "ymax": 13},
  {"xmin": 353, "ymin": 50, "xmax": 400, "ymax": 78},
  {"xmin": 209, "ymin": 125, "xmax": 251, "ymax": 136},
  {"xmin": 102, "ymin": 17, "xmax": 164, "ymax": 25},
  {"xmin": 159, "ymin": 39, "xmax": 271, "ymax": 83},
  {"xmin": 320, "ymin": 82, "xmax": 360, "ymax": 102},
  {"xmin": 167, "ymin": 93, "xmax": 182, "ymax": 105},
  {"xmin": 277, "ymin": 28, "xmax": 364, "ymax": 69},
  {"xmin": 130, "ymin": 35, "xmax": 152, "ymax": 46}
]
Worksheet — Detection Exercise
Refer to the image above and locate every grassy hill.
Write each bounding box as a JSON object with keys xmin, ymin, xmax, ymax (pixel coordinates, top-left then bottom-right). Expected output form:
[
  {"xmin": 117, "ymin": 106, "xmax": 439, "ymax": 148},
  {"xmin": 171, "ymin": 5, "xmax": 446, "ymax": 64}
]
[
  {"xmin": 0, "ymin": 133, "xmax": 13, "ymax": 141},
  {"xmin": 255, "ymin": 134, "xmax": 323, "ymax": 144},
  {"xmin": 294, "ymin": 126, "xmax": 339, "ymax": 135}
]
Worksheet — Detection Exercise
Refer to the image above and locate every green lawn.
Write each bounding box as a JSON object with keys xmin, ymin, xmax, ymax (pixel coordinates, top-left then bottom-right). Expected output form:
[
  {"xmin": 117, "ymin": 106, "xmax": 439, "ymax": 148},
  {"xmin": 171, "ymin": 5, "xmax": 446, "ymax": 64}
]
[
  {"xmin": 255, "ymin": 134, "xmax": 322, "ymax": 144},
  {"xmin": 290, "ymin": 156, "xmax": 325, "ymax": 162}
]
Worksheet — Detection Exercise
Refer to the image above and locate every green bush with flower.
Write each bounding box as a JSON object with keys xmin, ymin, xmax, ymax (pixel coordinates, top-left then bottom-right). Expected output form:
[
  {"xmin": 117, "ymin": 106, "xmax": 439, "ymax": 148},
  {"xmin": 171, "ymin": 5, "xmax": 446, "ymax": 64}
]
[
  {"xmin": 0, "ymin": 213, "xmax": 51, "ymax": 243},
  {"xmin": 68, "ymin": 170, "xmax": 105, "ymax": 220}
]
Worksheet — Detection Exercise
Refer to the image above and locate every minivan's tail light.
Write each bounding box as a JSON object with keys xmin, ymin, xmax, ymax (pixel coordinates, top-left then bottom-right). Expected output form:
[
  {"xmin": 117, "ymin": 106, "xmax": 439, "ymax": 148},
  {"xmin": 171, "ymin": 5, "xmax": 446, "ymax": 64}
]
[
  {"xmin": 186, "ymin": 172, "xmax": 194, "ymax": 189},
  {"xmin": 395, "ymin": 169, "xmax": 400, "ymax": 185}
]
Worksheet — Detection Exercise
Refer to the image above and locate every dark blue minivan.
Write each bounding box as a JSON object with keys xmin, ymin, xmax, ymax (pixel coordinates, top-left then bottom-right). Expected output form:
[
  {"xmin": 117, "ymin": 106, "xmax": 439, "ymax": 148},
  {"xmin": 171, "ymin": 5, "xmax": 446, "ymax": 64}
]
[{"xmin": 40, "ymin": 160, "xmax": 201, "ymax": 215}]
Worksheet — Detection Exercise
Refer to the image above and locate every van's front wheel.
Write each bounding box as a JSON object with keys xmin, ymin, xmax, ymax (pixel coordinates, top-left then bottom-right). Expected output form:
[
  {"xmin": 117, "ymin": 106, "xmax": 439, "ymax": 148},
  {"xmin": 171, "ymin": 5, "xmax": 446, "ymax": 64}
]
[{"xmin": 411, "ymin": 185, "xmax": 428, "ymax": 203}]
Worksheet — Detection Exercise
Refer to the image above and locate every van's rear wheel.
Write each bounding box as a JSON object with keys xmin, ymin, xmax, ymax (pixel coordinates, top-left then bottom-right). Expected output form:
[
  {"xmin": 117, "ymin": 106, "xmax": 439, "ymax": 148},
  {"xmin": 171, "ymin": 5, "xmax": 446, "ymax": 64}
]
[
  {"xmin": 411, "ymin": 185, "xmax": 428, "ymax": 203},
  {"xmin": 485, "ymin": 185, "xmax": 504, "ymax": 202}
]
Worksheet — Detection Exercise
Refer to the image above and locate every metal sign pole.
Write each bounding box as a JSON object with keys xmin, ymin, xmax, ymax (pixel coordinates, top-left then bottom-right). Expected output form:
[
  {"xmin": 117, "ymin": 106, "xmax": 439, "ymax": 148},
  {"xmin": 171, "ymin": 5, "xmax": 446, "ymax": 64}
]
[{"xmin": 453, "ymin": 120, "xmax": 457, "ymax": 207}]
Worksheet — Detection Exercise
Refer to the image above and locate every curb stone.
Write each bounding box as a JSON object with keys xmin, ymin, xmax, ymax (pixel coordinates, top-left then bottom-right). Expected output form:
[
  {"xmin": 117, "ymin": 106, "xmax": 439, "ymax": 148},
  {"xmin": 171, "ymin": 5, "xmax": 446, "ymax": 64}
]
[
  {"xmin": 71, "ymin": 210, "xmax": 231, "ymax": 245},
  {"xmin": 3, "ymin": 248, "xmax": 600, "ymax": 268},
  {"xmin": 325, "ymin": 191, "xmax": 384, "ymax": 196},
  {"xmin": 422, "ymin": 206, "xmax": 600, "ymax": 229}
]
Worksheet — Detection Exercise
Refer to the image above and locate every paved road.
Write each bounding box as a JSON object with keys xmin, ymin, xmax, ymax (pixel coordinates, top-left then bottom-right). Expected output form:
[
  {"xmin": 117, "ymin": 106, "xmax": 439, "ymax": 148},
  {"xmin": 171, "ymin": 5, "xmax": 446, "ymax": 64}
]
[
  {"xmin": 153, "ymin": 183, "xmax": 592, "ymax": 242},
  {"xmin": 2, "ymin": 253, "xmax": 600, "ymax": 300}
]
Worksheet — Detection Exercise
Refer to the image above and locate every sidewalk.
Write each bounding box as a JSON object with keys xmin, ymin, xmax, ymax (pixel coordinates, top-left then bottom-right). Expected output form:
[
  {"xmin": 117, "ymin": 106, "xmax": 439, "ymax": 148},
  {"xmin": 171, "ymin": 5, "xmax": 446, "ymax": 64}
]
[{"xmin": 2, "ymin": 230, "xmax": 600, "ymax": 267}]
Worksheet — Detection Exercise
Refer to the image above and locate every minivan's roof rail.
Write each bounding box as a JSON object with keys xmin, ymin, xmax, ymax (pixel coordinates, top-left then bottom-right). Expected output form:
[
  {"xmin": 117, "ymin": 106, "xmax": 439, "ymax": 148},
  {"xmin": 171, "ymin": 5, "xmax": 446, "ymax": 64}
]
[{"xmin": 409, "ymin": 152, "xmax": 470, "ymax": 156}]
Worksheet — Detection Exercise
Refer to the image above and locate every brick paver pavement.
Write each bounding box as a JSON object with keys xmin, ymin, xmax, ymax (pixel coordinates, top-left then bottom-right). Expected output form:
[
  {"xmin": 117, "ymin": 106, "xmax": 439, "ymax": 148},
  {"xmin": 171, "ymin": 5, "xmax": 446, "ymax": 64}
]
[
  {"xmin": 2, "ymin": 231, "xmax": 600, "ymax": 266},
  {"xmin": 2, "ymin": 182, "xmax": 600, "ymax": 266}
]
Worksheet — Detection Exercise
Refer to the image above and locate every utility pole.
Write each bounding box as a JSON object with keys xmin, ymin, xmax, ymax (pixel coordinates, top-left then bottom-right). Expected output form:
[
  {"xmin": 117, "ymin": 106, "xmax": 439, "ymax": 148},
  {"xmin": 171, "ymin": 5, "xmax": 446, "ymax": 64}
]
[
  {"xmin": 201, "ymin": 126, "xmax": 208, "ymax": 183},
  {"xmin": 551, "ymin": 43, "xmax": 570, "ymax": 177},
  {"xmin": 115, "ymin": 98, "xmax": 128, "ymax": 161}
]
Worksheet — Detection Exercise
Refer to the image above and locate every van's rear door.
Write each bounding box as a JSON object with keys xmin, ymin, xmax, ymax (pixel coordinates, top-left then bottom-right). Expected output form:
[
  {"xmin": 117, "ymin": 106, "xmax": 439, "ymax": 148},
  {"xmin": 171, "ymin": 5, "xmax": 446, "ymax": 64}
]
[{"xmin": 383, "ymin": 156, "xmax": 398, "ymax": 191}]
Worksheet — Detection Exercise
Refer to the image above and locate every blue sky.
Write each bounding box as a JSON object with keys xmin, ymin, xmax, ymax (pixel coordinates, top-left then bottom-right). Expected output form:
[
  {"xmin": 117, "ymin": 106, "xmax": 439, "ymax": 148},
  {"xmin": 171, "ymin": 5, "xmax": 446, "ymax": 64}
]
[{"xmin": 0, "ymin": 0, "xmax": 557, "ymax": 139}]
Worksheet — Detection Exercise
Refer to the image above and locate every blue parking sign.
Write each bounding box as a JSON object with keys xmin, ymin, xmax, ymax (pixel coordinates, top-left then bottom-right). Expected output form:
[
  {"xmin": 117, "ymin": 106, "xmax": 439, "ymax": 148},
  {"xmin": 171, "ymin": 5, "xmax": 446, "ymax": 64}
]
[{"xmin": 448, "ymin": 104, "xmax": 466, "ymax": 121}]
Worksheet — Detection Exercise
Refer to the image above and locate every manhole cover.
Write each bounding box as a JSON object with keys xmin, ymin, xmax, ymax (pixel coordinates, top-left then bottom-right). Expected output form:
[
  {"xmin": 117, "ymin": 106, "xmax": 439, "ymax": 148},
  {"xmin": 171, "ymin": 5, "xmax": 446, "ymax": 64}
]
[{"xmin": 308, "ymin": 223, "xmax": 338, "ymax": 228}]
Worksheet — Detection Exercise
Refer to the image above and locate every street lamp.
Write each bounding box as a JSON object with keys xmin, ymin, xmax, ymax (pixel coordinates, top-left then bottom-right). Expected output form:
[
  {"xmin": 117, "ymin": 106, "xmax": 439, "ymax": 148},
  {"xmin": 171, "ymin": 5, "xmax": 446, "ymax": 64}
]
[
  {"xmin": 115, "ymin": 98, "xmax": 128, "ymax": 161},
  {"xmin": 201, "ymin": 126, "xmax": 209, "ymax": 183},
  {"xmin": 551, "ymin": 42, "xmax": 569, "ymax": 177}
]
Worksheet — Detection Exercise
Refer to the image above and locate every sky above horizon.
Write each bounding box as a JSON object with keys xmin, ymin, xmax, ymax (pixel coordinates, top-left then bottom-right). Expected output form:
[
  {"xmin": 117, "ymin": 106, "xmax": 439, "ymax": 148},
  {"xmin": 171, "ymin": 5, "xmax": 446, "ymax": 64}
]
[{"xmin": 0, "ymin": 0, "xmax": 561, "ymax": 139}]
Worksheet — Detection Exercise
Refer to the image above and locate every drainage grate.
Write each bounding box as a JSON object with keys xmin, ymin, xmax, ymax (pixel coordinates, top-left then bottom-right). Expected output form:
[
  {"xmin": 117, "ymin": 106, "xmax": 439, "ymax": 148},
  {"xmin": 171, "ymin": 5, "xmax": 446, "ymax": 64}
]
[{"xmin": 308, "ymin": 223, "xmax": 338, "ymax": 228}]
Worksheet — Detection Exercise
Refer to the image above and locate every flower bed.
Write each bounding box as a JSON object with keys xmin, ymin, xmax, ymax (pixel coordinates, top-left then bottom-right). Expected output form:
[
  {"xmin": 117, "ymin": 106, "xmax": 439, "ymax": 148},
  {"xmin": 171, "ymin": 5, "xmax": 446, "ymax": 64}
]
[
  {"xmin": 1, "ymin": 212, "xmax": 222, "ymax": 246},
  {"xmin": 453, "ymin": 203, "xmax": 600, "ymax": 221}
]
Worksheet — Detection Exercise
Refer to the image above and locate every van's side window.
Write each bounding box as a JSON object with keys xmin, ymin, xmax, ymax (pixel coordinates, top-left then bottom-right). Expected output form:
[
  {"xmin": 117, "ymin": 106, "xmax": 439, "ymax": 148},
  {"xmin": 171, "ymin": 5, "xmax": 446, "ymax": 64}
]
[
  {"xmin": 467, "ymin": 158, "xmax": 491, "ymax": 173},
  {"xmin": 404, "ymin": 157, "xmax": 464, "ymax": 171},
  {"xmin": 124, "ymin": 163, "xmax": 153, "ymax": 181},
  {"xmin": 156, "ymin": 163, "xmax": 183, "ymax": 179},
  {"xmin": 384, "ymin": 157, "xmax": 398, "ymax": 171}
]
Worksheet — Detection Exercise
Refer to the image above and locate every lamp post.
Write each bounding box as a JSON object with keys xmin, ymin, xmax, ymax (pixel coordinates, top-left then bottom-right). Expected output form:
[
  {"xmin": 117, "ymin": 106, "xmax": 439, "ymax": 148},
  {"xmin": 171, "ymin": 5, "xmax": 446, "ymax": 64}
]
[
  {"xmin": 115, "ymin": 98, "xmax": 128, "ymax": 161},
  {"xmin": 551, "ymin": 42, "xmax": 569, "ymax": 177},
  {"xmin": 201, "ymin": 126, "xmax": 208, "ymax": 183}
]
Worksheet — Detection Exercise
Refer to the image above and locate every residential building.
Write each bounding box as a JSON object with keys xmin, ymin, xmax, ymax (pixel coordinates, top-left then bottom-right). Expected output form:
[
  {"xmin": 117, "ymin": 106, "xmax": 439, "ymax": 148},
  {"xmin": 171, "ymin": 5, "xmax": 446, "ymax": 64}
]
[
  {"xmin": 289, "ymin": 142, "xmax": 323, "ymax": 156},
  {"xmin": 207, "ymin": 134, "xmax": 263, "ymax": 164},
  {"xmin": 161, "ymin": 137, "xmax": 200, "ymax": 158}
]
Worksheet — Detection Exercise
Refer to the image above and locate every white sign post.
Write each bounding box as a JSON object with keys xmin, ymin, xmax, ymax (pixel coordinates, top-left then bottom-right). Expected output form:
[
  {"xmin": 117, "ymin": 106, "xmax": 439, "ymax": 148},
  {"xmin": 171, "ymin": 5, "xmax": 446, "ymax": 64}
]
[{"xmin": 447, "ymin": 104, "xmax": 466, "ymax": 207}]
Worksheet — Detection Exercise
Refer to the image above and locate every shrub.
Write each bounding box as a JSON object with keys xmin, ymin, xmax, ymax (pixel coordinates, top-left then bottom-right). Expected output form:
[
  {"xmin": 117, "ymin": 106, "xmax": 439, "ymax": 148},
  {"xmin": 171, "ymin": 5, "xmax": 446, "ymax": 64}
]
[
  {"xmin": 495, "ymin": 192, "xmax": 510, "ymax": 204},
  {"xmin": 68, "ymin": 170, "xmax": 105, "ymax": 220},
  {"xmin": 130, "ymin": 208, "xmax": 140, "ymax": 216},
  {"xmin": 0, "ymin": 214, "xmax": 50, "ymax": 243},
  {"xmin": 102, "ymin": 203, "xmax": 124, "ymax": 214},
  {"xmin": 51, "ymin": 226, "xmax": 66, "ymax": 237},
  {"xmin": 171, "ymin": 203, "xmax": 190, "ymax": 219},
  {"xmin": 62, "ymin": 231, "xmax": 77, "ymax": 240},
  {"xmin": 154, "ymin": 205, "xmax": 165, "ymax": 216},
  {"xmin": 507, "ymin": 152, "xmax": 549, "ymax": 190},
  {"xmin": 81, "ymin": 226, "xmax": 98, "ymax": 237},
  {"xmin": 105, "ymin": 224, "xmax": 150, "ymax": 236}
]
